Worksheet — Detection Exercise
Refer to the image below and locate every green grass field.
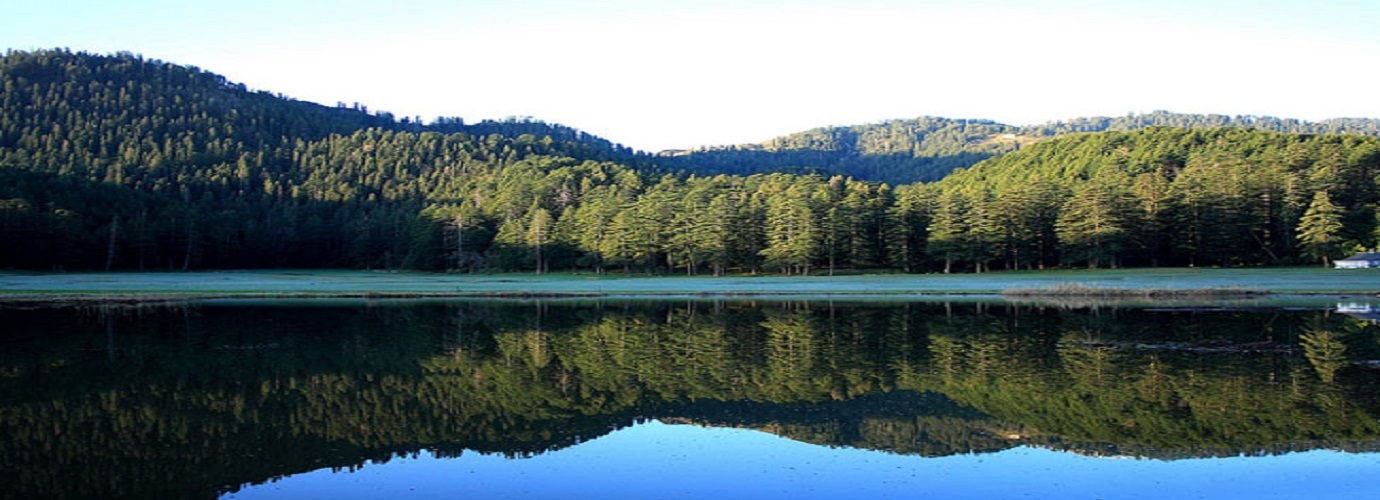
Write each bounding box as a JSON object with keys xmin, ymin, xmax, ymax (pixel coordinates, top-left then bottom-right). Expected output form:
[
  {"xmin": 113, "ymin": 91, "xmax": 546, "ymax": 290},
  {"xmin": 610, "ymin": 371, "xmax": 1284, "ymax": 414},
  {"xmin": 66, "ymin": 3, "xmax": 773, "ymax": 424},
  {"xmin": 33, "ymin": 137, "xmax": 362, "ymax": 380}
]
[{"xmin": 1, "ymin": 267, "xmax": 1376, "ymax": 302}]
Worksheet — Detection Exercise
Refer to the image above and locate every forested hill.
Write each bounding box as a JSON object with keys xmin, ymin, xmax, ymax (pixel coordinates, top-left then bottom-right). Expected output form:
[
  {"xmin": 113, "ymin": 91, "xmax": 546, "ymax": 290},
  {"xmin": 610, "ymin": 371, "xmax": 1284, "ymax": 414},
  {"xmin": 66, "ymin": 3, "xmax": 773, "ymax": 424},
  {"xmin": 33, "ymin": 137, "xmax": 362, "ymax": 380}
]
[
  {"xmin": 657, "ymin": 117, "xmax": 1025, "ymax": 184},
  {"xmin": 3, "ymin": 49, "xmax": 1379, "ymax": 273},
  {"xmin": 662, "ymin": 112, "xmax": 1380, "ymax": 185},
  {"xmin": 0, "ymin": 49, "xmax": 652, "ymax": 270},
  {"xmin": 1022, "ymin": 111, "xmax": 1380, "ymax": 137},
  {"xmin": 0, "ymin": 49, "xmax": 642, "ymax": 164},
  {"xmin": 925, "ymin": 127, "xmax": 1380, "ymax": 271}
]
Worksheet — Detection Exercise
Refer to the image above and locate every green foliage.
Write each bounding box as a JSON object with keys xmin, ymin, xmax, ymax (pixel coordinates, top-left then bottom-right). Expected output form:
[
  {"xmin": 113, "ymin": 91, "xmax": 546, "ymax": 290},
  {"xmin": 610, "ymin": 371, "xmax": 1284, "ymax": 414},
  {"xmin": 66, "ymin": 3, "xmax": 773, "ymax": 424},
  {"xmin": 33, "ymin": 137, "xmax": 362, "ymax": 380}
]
[
  {"xmin": 0, "ymin": 50, "xmax": 647, "ymax": 271},
  {"xmin": 924, "ymin": 189, "xmax": 973, "ymax": 273},
  {"xmin": 1296, "ymin": 191, "xmax": 1346, "ymax": 265},
  {"xmin": 1021, "ymin": 110, "xmax": 1380, "ymax": 138},
  {"xmin": 664, "ymin": 111, "xmax": 1380, "ymax": 186},
  {"xmin": 933, "ymin": 128, "xmax": 1380, "ymax": 269},
  {"xmin": 1300, "ymin": 325, "xmax": 1348, "ymax": 384},
  {"xmin": 659, "ymin": 117, "xmax": 1021, "ymax": 184},
  {"xmin": 4, "ymin": 50, "xmax": 1380, "ymax": 274},
  {"xmin": 4, "ymin": 301, "xmax": 1380, "ymax": 498},
  {"xmin": 1055, "ymin": 180, "xmax": 1139, "ymax": 268}
]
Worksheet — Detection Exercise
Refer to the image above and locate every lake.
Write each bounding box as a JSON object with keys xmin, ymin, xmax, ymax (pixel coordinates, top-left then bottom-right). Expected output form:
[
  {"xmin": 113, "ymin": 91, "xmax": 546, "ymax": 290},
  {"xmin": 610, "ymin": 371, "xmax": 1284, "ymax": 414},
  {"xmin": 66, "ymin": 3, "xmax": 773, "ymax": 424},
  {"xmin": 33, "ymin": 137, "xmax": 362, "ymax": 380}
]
[{"xmin": 3, "ymin": 298, "xmax": 1380, "ymax": 499}]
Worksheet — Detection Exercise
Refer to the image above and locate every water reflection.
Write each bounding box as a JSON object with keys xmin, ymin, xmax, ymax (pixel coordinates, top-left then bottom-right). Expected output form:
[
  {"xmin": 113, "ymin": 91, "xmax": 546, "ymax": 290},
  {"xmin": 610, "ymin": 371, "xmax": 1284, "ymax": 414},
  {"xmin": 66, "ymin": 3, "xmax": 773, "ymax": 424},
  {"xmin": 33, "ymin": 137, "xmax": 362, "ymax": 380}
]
[
  {"xmin": 1339, "ymin": 302, "xmax": 1380, "ymax": 323},
  {"xmin": 1, "ymin": 300, "xmax": 1379, "ymax": 499},
  {"xmin": 224, "ymin": 422, "xmax": 1380, "ymax": 500}
]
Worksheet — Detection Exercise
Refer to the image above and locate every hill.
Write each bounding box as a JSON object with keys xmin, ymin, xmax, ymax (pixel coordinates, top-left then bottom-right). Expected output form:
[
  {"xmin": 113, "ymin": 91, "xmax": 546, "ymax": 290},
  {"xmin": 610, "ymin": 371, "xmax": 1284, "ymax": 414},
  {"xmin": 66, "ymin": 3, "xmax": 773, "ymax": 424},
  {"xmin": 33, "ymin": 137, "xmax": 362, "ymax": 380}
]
[
  {"xmin": 2, "ymin": 49, "xmax": 1379, "ymax": 273},
  {"xmin": 656, "ymin": 117, "xmax": 1027, "ymax": 184},
  {"xmin": 663, "ymin": 112, "xmax": 1380, "ymax": 185},
  {"xmin": 0, "ymin": 49, "xmax": 654, "ymax": 270}
]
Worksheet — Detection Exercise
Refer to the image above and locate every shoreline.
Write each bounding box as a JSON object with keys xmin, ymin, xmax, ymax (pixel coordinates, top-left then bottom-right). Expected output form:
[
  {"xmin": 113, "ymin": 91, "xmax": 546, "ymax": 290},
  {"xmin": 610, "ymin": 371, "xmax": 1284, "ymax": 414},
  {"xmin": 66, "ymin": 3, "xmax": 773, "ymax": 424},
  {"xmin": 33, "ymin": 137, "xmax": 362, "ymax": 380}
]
[
  {"xmin": 2, "ymin": 268, "xmax": 1378, "ymax": 306},
  {"xmin": 2, "ymin": 290, "xmax": 1377, "ymax": 308}
]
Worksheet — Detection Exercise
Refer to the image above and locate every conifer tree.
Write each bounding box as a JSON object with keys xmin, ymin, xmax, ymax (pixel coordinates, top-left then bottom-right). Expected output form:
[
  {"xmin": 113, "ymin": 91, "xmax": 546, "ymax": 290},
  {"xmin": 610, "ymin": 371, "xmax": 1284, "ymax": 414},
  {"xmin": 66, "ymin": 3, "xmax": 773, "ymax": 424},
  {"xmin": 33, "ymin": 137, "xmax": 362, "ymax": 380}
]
[
  {"xmin": 926, "ymin": 190, "xmax": 970, "ymax": 274},
  {"xmin": 1056, "ymin": 181, "xmax": 1136, "ymax": 269},
  {"xmin": 526, "ymin": 202, "xmax": 552, "ymax": 274},
  {"xmin": 760, "ymin": 183, "xmax": 818, "ymax": 275},
  {"xmin": 1296, "ymin": 190, "xmax": 1345, "ymax": 266},
  {"xmin": 885, "ymin": 185, "xmax": 929, "ymax": 273}
]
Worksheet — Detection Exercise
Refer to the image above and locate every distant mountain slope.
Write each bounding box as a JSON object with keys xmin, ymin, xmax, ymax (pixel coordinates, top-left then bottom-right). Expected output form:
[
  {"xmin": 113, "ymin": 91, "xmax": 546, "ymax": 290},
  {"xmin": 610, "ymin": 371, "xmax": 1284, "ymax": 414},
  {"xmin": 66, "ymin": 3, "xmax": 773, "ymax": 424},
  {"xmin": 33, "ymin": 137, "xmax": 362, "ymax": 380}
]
[
  {"xmin": 662, "ymin": 112, "xmax": 1380, "ymax": 184},
  {"xmin": 1021, "ymin": 110, "xmax": 1380, "ymax": 137},
  {"xmin": 656, "ymin": 117, "xmax": 1026, "ymax": 184},
  {"xmin": 0, "ymin": 49, "xmax": 640, "ymax": 165},
  {"xmin": 0, "ymin": 49, "xmax": 652, "ymax": 270}
]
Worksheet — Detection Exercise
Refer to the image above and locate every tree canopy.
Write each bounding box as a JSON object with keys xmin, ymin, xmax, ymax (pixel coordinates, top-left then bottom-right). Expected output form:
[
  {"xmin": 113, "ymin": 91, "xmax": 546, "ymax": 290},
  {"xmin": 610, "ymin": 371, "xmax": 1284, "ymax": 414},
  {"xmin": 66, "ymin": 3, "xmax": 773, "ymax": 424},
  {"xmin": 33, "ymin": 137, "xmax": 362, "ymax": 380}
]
[{"xmin": 2, "ymin": 49, "xmax": 1379, "ymax": 273}]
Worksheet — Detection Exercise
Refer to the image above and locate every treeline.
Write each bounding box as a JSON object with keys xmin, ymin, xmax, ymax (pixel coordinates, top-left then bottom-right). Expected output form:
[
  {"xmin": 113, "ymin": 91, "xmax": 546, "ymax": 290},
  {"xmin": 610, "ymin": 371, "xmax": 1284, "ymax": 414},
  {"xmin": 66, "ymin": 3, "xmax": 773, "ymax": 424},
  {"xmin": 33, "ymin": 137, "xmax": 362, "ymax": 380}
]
[
  {"xmin": 664, "ymin": 111, "xmax": 1380, "ymax": 185},
  {"xmin": 1022, "ymin": 110, "xmax": 1380, "ymax": 137},
  {"xmin": 659, "ymin": 117, "xmax": 1022, "ymax": 184},
  {"xmin": 2, "ymin": 49, "xmax": 1380, "ymax": 272},
  {"xmin": 928, "ymin": 127, "xmax": 1380, "ymax": 270}
]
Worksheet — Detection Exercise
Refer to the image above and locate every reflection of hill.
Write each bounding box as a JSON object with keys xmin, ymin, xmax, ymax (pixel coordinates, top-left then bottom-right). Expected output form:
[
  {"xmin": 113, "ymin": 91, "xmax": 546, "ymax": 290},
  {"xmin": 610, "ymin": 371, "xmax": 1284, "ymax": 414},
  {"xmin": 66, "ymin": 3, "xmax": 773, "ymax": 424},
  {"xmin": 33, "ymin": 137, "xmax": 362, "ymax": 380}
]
[
  {"xmin": 655, "ymin": 391, "xmax": 1020, "ymax": 457},
  {"xmin": 667, "ymin": 393, "xmax": 1380, "ymax": 461},
  {"xmin": 2, "ymin": 301, "xmax": 1380, "ymax": 498}
]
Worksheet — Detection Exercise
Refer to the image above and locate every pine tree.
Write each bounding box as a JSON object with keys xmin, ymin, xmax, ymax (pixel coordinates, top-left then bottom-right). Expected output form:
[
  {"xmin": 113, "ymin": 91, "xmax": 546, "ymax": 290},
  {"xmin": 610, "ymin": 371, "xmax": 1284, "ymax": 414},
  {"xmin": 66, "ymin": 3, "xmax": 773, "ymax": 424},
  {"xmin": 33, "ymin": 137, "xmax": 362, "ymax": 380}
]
[
  {"xmin": 667, "ymin": 183, "xmax": 715, "ymax": 275},
  {"xmin": 760, "ymin": 183, "xmax": 818, "ymax": 275},
  {"xmin": 884, "ymin": 185, "xmax": 928, "ymax": 273},
  {"xmin": 1056, "ymin": 181, "xmax": 1136, "ymax": 269},
  {"xmin": 526, "ymin": 202, "xmax": 552, "ymax": 274},
  {"xmin": 926, "ymin": 189, "xmax": 970, "ymax": 274},
  {"xmin": 1296, "ymin": 190, "xmax": 1345, "ymax": 266}
]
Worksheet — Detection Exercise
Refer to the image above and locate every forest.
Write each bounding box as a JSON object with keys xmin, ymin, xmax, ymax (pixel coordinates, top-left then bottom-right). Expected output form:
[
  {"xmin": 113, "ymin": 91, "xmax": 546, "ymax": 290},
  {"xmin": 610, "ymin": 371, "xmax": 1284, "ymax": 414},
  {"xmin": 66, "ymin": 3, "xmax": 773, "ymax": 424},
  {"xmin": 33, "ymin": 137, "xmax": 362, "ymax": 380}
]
[
  {"xmin": 662, "ymin": 111, "xmax": 1380, "ymax": 185},
  {"xmin": 2, "ymin": 49, "xmax": 1379, "ymax": 273}
]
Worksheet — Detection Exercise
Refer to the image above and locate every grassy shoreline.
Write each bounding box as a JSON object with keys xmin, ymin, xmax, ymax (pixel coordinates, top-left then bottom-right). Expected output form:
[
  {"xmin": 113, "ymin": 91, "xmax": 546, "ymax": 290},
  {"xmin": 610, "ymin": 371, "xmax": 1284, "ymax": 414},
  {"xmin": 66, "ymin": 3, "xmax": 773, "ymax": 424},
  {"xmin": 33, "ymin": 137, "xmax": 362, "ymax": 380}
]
[{"xmin": 1, "ymin": 267, "xmax": 1378, "ymax": 305}]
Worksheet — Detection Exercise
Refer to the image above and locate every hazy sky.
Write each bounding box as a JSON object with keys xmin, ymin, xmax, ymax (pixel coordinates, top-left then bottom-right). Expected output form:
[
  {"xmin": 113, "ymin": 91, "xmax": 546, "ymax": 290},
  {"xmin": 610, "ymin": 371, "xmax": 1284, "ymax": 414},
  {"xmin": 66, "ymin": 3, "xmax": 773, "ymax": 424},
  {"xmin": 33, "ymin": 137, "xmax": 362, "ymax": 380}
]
[{"xmin": 5, "ymin": 0, "xmax": 1380, "ymax": 151}]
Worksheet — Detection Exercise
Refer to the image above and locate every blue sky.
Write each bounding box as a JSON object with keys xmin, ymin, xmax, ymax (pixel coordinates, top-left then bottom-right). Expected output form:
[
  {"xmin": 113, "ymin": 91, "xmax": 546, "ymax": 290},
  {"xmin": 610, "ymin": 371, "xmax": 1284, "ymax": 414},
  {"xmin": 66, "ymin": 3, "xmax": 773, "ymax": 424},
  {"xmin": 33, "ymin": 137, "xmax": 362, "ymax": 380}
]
[{"xmin": 6, "ymin": 0, "xmax": 1380, "ymax": 151}]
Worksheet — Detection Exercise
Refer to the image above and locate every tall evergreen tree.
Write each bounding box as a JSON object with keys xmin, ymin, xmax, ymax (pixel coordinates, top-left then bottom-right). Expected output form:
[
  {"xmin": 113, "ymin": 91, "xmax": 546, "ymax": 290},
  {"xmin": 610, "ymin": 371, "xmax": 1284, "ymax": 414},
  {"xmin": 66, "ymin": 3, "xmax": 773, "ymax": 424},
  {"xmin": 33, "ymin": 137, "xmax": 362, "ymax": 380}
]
[
  {"xmin": 760, "ymin": 182, "xmax": 818, "ymax": 275},
  {"xmin": 926, "ymin": 190, "xmax": 970, "ymax": 274},
  {"xmin": 526, "ymin": 202, "xmax": 552, "ymax": 274},
  {"xmin": 885, "ymin": 185, "xmax": 929, "ymax": 273},
  {"xmin": 1296, "ymin": 190, "xmax": 1346, "ymax": 266},
  {"xmin": 1056, "ymin": 180, "xmax": 1137, "ymax": 269}
]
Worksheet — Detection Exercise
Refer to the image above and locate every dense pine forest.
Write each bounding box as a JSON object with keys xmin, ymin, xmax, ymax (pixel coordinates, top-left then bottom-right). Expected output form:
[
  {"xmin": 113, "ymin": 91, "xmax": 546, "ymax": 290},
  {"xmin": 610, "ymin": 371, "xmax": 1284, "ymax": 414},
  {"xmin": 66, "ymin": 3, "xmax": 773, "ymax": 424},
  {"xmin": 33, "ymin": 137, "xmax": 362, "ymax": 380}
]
[
  {"xmin": 657, "ymin": 117, "xmax": 1027, "ymax": 184},
  {"xmin": 662, "ymin": 111, "xmax": 1380, "ymax": 185},
  {"xmin": 2, "ymin": 49, "xmax": 1379, "ymax": 273}
]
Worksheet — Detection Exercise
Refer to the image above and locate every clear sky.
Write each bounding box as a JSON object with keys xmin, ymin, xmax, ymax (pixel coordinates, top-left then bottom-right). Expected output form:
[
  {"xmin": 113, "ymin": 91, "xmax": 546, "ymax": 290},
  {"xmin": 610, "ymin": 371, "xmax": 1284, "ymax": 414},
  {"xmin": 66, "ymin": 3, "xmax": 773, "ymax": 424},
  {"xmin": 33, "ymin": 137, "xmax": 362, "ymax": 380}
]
[{"xmin": 5, "ymin": 0, "xmax": 1380, "ymax": 152}]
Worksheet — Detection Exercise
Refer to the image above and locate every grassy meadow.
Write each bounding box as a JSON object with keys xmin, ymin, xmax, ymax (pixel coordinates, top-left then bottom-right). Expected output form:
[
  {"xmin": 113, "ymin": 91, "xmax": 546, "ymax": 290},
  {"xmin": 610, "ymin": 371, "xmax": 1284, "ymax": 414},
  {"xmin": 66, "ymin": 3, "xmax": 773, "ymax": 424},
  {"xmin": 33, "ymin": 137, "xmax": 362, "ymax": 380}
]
[{"xmin": 0, "ymin": 267, "xmax": 1376, "ymax": 304}]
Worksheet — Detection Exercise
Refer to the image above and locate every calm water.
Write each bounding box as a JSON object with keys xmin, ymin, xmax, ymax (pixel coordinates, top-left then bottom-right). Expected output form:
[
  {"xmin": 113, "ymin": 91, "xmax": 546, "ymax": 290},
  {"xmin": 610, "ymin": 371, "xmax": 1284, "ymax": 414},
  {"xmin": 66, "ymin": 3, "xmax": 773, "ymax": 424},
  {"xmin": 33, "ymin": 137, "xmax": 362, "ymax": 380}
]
[{"xmin": 3, "ymin": 299, "xmax": 1380, "ymax": 499}]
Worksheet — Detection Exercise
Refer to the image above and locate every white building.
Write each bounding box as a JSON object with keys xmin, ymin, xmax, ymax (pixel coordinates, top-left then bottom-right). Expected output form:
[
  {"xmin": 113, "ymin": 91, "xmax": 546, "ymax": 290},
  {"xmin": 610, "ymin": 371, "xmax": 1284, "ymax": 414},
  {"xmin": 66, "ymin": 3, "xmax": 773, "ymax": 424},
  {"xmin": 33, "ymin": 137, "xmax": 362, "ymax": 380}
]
[{"xmin": 1335, "ymin": 251, "xmax": 1380, "ymax": 269}]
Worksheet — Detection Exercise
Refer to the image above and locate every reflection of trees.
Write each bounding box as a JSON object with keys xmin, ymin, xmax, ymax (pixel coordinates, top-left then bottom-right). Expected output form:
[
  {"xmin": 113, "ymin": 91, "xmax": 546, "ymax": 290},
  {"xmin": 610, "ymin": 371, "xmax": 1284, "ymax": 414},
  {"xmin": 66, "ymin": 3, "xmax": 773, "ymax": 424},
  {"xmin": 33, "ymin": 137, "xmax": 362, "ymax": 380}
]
[
  {"xmin": 3, "ymin": 302, "xmax": 1380, "ymax": 499},
  {"xmin": 1300, "ymin": 326, "xmax": 1348, "ymax": 384},
  {"xmin": 1058, "ymin": 331, "xmax": 1122, "ymax": 389},
  {"xmin": 1134, "ymin": 355, "xmax": 1177, "ymax": 409},
  {"xmin": 898, "ymin": 308, "xmax": 1380, "ymax": 452},
  {"xmin": 762, "ymin": 309, "xmax": 823, "ymax": 401},
  {"xmin": 928, "ymin": 336, "xmax": 963, "ymax": 381}
]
